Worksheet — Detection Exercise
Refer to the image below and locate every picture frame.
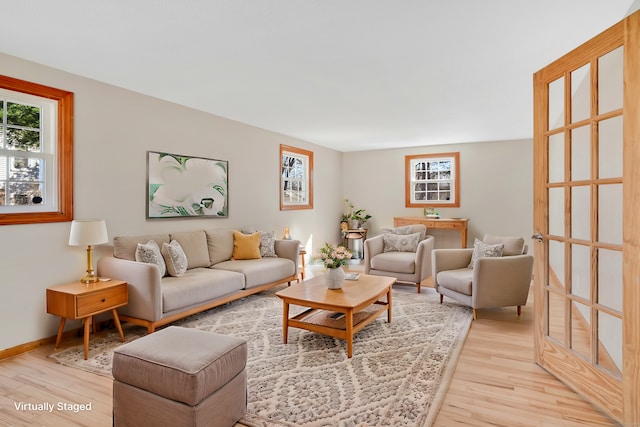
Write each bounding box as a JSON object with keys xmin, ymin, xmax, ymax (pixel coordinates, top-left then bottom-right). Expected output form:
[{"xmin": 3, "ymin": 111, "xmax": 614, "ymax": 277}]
[
  {"xmin": 280, "ymin": 144, "xmax": 314, "ymax": 210},
  {"xmin": 147, "ymin": 151, "xmax": 228, "ymax": 218}
]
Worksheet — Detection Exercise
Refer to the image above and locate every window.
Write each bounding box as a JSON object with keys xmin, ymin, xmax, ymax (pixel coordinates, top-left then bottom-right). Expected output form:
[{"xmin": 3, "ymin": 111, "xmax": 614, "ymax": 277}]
[
  {"xmin": 405, "ymin": 152, "xmax": 460, "ymax": 208},
  {"xmin": 280, "ymin": 144, "xmax": 313, "ymax": 210},
  {"xmin": 0, "ymin": 75, "xmax": 73, "ymax": 225}
]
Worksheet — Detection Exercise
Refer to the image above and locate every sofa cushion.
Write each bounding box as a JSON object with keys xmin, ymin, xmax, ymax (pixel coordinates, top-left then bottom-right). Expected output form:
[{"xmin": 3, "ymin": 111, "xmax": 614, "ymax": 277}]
[
  {"xmin": 170, "ymin": 230, "xmax": 210, "ymax": 268},
  {"xmin": 468, "ymin": 238, "xmax": 504, "ymax": 269},
  {"xmin": 370, "ymin": 252, "xmax": 415, "ymax": 274},
  {"xmin": 259, "ymin": 231, "xmax": 278, "ymax": 257},
  {"xmin": 213, "ymin": 257, "xmax": 295, "ymax": 288},
  {"xmin": 205, "ymin": 229, "xmax": 234, "ymax": 265},
  {"xmin": 162, "ymin": 240, "xmax": 188, "ymax": 277},
  {"xmin": 436, "ymin": 268, "xmax": 473, "ymax": 296},
  {"xmin": 114, "ymin": 234, "xmax": 171, "ymax": 261},
  {"xmin": 232, "ymin": 231, "xmax": 261, "ymax": 260},
  {"xmin": 135, "ymin": 240, "xmax": 166, "ymax": 277},
  {"xmin": 383, "ymin": 232, "xmax": 421, "ymax": 252},
  {"xmin": 483, "ymin": 234, "xmax": 525, "ymax": 256},
  {"xmin": 161, "ymin": 268, "xmax": 245, "ymax": 313}
]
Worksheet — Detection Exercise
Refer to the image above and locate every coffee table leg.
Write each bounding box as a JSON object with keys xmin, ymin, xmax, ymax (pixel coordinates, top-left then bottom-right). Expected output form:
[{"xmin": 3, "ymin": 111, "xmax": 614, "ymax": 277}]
[
  {"xmin": 282, "ymin": 301, "xmax": 290, "ymax": 344},
  {"xmin": 346, "ymin": 309, "xmax": 354, "ymax": 358},
  {"xmin": 387, "ymin": 287, "xmax": 393, "ymax": 323}
]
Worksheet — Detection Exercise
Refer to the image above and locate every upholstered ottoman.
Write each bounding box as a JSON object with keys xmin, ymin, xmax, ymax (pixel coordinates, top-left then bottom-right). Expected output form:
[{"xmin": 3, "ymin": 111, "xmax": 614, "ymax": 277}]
[{"xmin": 112, "ymin": 326, "xmax": 247, "ymax": 427}]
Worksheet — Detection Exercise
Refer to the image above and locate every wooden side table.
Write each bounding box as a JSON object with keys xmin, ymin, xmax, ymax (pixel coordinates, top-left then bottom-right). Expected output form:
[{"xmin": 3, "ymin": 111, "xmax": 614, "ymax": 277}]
[{"xmin": 46, "ymin": 280, "xmax": 128, "ymax": 359}]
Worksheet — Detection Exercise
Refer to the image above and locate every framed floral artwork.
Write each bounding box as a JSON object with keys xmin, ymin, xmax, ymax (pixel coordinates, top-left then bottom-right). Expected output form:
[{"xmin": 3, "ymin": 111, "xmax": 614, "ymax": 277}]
[
  {"xmin": 280, "ymin": 144, "xmax": 313, "ymax": 210},
  {"xmin": 147, "ymin": 151, "xmax": 228, "ymax": 218}
]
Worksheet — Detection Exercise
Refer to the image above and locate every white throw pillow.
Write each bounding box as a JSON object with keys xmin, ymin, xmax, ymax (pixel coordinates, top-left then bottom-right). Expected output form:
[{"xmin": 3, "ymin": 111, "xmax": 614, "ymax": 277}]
[
  {"xmin": 259, "ymin": 231, "xmax": 278, "ymax": 257},
  {"xmin": 162, "ymin": 240, "xmax": 188, "ymax": 277},
  {"xmin": 468, "ymin": 238, "xmax": 504, "ymax": 269},
  {"xmin": 383, "ymin": 232, "xmax": 421, "ymax": 252},
  {"xmin": 135, "ymin": 240, "xmax": 166, "ymax": 277}
]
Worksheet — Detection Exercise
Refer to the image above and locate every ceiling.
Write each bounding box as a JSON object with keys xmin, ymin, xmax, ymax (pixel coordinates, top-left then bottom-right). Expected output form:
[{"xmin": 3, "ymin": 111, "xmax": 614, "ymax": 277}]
[{"xmin": 0, "ymin": 1, "xmax": 636, "ymax": 152}]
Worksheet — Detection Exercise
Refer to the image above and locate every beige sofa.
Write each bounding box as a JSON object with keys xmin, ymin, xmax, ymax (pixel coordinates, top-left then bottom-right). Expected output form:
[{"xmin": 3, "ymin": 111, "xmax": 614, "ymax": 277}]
[{"xmin": 97, "ymin": 229, "xmax": 299, "ymax": 332}]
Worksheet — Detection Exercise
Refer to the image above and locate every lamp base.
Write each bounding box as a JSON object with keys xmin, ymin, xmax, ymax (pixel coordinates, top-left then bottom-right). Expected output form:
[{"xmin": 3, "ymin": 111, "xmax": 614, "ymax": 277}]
[{"xmin": 80, "ymin": 272, "xmax": 99, "ymax": 284}]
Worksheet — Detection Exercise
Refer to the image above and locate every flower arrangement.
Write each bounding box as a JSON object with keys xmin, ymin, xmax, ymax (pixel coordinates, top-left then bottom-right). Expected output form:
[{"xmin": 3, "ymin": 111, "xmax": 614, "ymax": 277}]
[{"xmin": 318, "ymin": 243, "xmax": 353, "ymax": 269}]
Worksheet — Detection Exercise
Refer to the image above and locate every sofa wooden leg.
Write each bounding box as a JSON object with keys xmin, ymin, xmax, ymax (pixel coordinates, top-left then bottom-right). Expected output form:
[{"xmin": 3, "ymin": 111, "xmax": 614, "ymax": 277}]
[
  {"xmin": 417, "ymin": 283, "xmax": 421, "ymax": 293},
  {"xmin": 473, "ymin": 309, "xmax": 477, "ymax": 320},
  {"xmin": 439, "ymin": 294, "xmax": 443, "ymax": 303},
  {"xmin": 517, "ymin": 305, "xmax": 522, "ymax": 318}
]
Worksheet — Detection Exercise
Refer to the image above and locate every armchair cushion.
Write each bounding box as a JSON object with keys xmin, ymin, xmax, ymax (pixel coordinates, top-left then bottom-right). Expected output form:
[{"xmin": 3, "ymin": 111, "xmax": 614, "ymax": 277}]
[
  {"xmin": 435, "ymin": 268, "xmax": 473, "ymax": 296},
  {"xmin": 370, "ymin": 251, "xmax": 416, "ymax": 274},
  {"xmin": 468, "ymin": 238, "xmax": 503, "ymax": 268},
  {"xmin": 383, "ymin": 232, "xmax": 421, "ymax": 252}
]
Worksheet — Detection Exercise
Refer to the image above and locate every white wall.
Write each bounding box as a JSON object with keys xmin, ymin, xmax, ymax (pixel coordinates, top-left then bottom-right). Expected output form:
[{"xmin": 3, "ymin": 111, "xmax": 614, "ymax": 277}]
[
  {"xmin": 0, "ymin": 53, "xmax": 344, "ymax": 351},
  {"xmin": 342, "ymin": 139, "xmax": 533, "ymax": 249},
  {"xmin": 0, "ymin": 52, "xmax": 535, "ymax": 352}
]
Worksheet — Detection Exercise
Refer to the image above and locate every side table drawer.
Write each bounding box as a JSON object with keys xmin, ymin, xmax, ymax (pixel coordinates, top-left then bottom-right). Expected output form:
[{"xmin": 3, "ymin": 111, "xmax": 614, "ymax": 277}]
[{"xmin": 77, "ymin": 284, "xmax": 128, "ymax": 317}]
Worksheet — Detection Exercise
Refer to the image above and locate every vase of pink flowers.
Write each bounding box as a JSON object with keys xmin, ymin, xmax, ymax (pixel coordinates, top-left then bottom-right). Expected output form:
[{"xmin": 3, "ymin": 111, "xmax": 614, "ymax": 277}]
[{"xmin": 319, "ymin": 243, "xmax": 353, "ymax": 289}]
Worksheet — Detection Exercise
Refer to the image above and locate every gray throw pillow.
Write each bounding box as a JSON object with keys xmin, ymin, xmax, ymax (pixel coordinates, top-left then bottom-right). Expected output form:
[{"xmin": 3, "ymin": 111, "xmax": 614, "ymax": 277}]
[
  {"xmin": 259, "ymin": 231, "xmax": 278, "ymax": 257},
  {"xmin": 468, "ymin": 238, "xmax": 504, "ymax": 269},
  {"xmin": 162, "ymin": 240, "xmax": 188, "ymax": 277},
  {"xmin": 383, "ymin": 232, "xmax": 421, "ymax": 252},
  {"xmin": 135, "ymin": 240, "xmax": 166, "ymax": 277}
]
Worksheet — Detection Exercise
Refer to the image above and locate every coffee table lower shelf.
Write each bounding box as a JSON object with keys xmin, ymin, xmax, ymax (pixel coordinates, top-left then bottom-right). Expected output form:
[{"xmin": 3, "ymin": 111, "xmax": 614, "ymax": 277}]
[{"xmin": 285, "ymin": 300, "xmax": 390, "ymax": 357}]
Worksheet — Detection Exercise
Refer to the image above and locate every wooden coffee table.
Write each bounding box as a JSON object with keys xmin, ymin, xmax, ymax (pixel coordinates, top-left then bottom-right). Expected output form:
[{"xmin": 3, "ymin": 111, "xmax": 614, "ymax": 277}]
[{"xmin": 276, "ymin": 273, "xmax": 395, "ymax": 358}]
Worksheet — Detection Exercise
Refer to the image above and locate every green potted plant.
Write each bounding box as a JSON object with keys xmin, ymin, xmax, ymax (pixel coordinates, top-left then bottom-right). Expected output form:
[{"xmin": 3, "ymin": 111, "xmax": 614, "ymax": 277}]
[{"xmin": 343, "ymin": 199, "xmax": 372, "ymax": 229}]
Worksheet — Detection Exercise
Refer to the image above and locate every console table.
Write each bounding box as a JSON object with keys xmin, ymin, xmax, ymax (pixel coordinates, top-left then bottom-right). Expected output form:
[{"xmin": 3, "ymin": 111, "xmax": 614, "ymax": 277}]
[{"xmin": 393, "ymin": 217, "xmax": 469, "ymax": 248}]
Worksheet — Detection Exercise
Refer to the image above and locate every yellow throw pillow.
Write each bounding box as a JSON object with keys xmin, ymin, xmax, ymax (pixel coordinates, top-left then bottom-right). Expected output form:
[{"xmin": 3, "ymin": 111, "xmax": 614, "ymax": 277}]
[{"xmin": 232, "ymin": 230, "xmax": 262, "ymax": 260}]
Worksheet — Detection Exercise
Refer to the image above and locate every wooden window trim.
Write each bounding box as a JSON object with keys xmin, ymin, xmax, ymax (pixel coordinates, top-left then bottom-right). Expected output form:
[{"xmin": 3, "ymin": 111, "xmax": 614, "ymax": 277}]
[
  {"xmin": 405, "ymin": 152, "xmax": 460, "ymax": 208},
  {"xmin": 0, "ymin": 75, "xmax": 73, "ymax": 225},
  {"xmin": 280, "ymin": 144, "xmax": 313, "ymax": 211}
]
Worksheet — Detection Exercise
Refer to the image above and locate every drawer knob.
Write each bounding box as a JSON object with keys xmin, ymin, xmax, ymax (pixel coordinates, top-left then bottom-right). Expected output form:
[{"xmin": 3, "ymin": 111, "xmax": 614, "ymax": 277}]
[{"xmin": 101, "ymin": 298, "xmax": 106, "ymax": 303}]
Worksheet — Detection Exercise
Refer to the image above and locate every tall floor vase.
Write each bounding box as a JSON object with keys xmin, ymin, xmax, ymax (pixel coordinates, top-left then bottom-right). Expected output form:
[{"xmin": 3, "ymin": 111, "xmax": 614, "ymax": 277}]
[{"xmin": 325, "ymin": 266, "xmax": 345, "ymax": 289}]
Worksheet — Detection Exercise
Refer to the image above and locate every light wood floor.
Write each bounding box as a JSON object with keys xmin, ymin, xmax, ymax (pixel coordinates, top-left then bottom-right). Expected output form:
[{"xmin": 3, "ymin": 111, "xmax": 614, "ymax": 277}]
[{"xmin": 0, "ymin": 265, "xmax": 617, "ymax": 427}]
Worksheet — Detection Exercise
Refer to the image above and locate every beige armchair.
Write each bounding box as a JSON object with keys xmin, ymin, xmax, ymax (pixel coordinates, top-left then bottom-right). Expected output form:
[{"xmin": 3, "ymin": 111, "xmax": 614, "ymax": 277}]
[
  {"xmin": 364, "ymin": 224, "xmax": 435, "ymax": 293},
  {"xmin": 432, "ymin": 234, "xmax": 534, "ymax": 319}
]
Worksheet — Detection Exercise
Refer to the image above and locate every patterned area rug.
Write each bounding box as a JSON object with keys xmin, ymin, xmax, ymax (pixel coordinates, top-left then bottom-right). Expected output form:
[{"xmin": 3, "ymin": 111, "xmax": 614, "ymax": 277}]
[{"xmin": 49, "ymin": 285, "xmax": 472, "ymax": 426}]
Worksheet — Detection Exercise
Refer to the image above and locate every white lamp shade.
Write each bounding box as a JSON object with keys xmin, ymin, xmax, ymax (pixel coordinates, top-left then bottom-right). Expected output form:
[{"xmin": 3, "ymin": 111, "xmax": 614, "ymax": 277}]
[{"xmin": 68, "ymin": 219, "xmax": 109, "ymax": 246}]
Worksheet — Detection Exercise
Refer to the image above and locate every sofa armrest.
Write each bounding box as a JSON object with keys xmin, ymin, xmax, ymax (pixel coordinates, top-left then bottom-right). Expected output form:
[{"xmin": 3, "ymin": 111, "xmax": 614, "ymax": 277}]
[
  {"xmin": 275, "ymin": 239, "xmax": 300, "ymax": 271},
  {"xmin": 472, "ymin": 254, "xmax": 534, "ymax": 308},
  {"xmin": 415, "ymin": 235, "xmax": 435, "ymax": 281},
  {"xmin": 364, "ymin": 235, "xmax": 384, "ymax": 273},
  {"xmin": 431, "ymin": 248, "xmax": 474, "ymax": 286},
  {"xmin": 97, "ymin": 255, "xmax": 163, "ymax": 322}
]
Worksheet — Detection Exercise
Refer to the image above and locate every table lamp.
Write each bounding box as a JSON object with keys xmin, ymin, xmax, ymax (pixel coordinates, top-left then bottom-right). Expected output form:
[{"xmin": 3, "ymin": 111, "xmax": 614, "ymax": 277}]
[{"xmin": 69, "ymin": 219, "xmax": 109, "ymax": 283}]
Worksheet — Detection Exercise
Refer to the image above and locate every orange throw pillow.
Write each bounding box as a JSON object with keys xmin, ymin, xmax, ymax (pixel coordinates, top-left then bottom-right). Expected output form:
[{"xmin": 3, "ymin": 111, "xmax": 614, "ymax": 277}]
[{"xmin": 232, "ymin": 230, "xmax": 262, "ymax": 260}]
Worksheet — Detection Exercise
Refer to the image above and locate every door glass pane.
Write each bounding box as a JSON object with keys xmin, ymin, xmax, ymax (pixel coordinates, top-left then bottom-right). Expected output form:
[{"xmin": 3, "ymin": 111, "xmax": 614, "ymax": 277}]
[
  {"xmin": 548, "ymin": 133, "xmax": 564, "ymax": 183},
  {"xmin": 549, "ymin": 188, "xmax": 564, "ymax": 236},
  {"xmin": 549, "ymin": 240, "xmax": 565, "ymax": 290},
  {"xmin": 598, "ymin": 249, "xmax": 622, "ymax": 312},
  {"xmin": 598, "ymin": 116, "xmax": 623, "ymax": 179},
  {"xmin": 571, "ymin": 244, "xmax": 591, "ymax": 300},
  {"xmin": 597, "ymin": 311, "xmax": 622, "ymax": 377},
  {"xmin": 571, "ymin": 186, "xmax": 590, "ymax": 240},
  {"xmin": 571, "ymin": 125, "xmax": 590, "ymax": 181},
  {"xmin": 598, "ymin": 46, "xmax": 623, "ymax": 114},
  {"xmin": 571, "ymin": 64, "xmax": 591, "ymax": 123},
  {"xmin": 548, "ymin": 77, "xmax": 564, "ymax": 130},
  {"xmin": 547, "ymin": 290, "xmax": 565, "ymax": 343},
  {"xmin": 598, "ymin": 184, "xmax": 622, "ymax": 245},
  {"xmin": 571, "ymin": 300, "xmax": 592, "ymax": 361}
]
